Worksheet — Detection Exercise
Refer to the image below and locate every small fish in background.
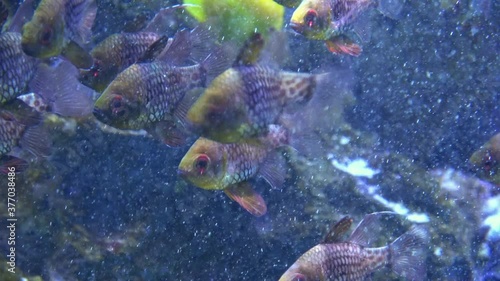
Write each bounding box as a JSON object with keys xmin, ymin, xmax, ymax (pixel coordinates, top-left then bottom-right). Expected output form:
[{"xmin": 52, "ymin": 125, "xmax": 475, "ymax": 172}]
[
  {"xmin": 80, "ymin": 5, "xmax": 194, "ymax": 92},
  {"xmin": 289, "ymin": 0, "xmax": 404, "ymax": 56},
  {"xmin": 92, "ymin": 28, "xmax": 230, "ymax": 147},
  {"xmin": 21, "ymin": 0, "xmax": 97, "ymax": 69},
  {"xmin": 0, "ymin": 101, "xmax": 51, "ymax": 173},
  {"xmin": 79, "ymin": 32, "xmax": 163, "ymax": 92},
  {"xmin": 470, "ymin": 133, "xmax": 500, "ymax": 186},
  {"xmin": 0, "ymin": 32, "xmax": 39, "ymax": 105},
  {"xmin": 279, "ymin": 212, "xmax": 428, "ymax": 281},
  {"xmin": 187, "ymin": 32, "xmax": 326, "ymax": 143},
  {"xmin": 177, "ymin": 128, "xmax": 290, "ymax": 217}
]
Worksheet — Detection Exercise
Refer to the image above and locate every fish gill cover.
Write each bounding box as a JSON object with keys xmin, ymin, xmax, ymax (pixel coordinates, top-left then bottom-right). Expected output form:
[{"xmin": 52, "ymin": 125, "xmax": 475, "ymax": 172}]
[{"xmin": 0, "ymin": 0, "xmax": 498, "ymax": 280}]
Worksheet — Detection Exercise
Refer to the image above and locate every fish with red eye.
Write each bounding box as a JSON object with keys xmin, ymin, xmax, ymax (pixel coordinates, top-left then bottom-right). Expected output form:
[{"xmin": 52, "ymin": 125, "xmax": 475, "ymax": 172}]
[
  {"xmin": 289, "ymin": 0, "xmax": 404, "ymax": 56},
  {"xmin": 470, "ymin": 133, "xmax": 500, "ymax": 186},
  {"xmin": 304, "ymin": 9, "xmax": 318, "ymax": 27},
  {"xmin": 194, "ymin": 154, "xmax": 210, "ymax": 175},
  {"xmin": 110, "ymin": 96, "xmax": 128, "ymax": 118}
]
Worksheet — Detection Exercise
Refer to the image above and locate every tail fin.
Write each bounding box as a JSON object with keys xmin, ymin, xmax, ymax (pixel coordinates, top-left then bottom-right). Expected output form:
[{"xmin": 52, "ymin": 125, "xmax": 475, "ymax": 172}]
[
  {"xmin": 389, "ymin": 225, "xmax": 429, "ymax": 280},
  {"xmin": 377, "ymin": 0, "xmax": 404, "ymax": 20},
  {"xmin": 29, "ymin": 61, "xmax": 95, "ymax": 117}
]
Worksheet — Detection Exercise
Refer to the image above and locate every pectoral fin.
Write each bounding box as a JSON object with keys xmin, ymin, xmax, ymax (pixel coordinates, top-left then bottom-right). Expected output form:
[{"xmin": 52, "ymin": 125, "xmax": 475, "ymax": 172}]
[{"xmin": 224, "ymin": 182, "xmax": 267, "ymax": 217}]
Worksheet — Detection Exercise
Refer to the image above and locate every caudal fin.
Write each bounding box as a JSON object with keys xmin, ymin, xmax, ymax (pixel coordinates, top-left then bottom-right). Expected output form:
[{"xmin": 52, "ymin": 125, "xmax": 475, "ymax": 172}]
[
  {"xmin": 29, "ymin": 61, "xmax": 95, "ymax": 117},
  {"xmin": 377, "ymin": 0, "xmax": 405, "ymax": 20},
  {"xmin": 389, "ymin": 225, "xmax": 429, "ymax": 280}
]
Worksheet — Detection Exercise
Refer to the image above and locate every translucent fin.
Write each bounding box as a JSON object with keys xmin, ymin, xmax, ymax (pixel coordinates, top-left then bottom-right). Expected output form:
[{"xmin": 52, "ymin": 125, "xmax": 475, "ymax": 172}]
[
  {"xmin": 29, "ymin": 61, "xmax": 94, "ymax": 117},
  {"xmin": 154, "ymin": 29, "xmax": 192, "ymax": 64},
  {"xmin": 0, "ymin": 155, "xmax": 28, "ymax": 174},
  {"xmin": 4, "ymin": 0, "xmax": 35, "ymax": 33},
  {"xmin": 65, "ymin": 0, "xmax": 97, "ymax": 44},
  {"xmin": 224, "ymin": 182, "xmax": 267, "ymax": 217},
  {"xmin": 200, "ymin": 46, "xmax": 233, "ymax": 84},
  {"xmin": 325, "ymin": 36, "xmax": 362, "ymax": 56},
  {"xmin": 61, "ymin": 40, "xmax": 94, "ymax": 69},
  {"xmin": 19, "ymin": 125, "xmax": 51, "ymax": 157},
  {"xmin": 322, "ymin": 216, "xmax": 354, "ymax": 244},
  {"xmin": 137, "ymin": 35, "xmax": 171, "ymax": 63},
  {"xmin": 389, "ymin": 225, "xmax": 429, "ymax": 281},
  {"xmin": 348, "ymin": 211, "xmax": 397, "ymax": 246},
  {"xmin": 377, "ymin": 0, "xmax": 404, "ymax": 20},
  {"xmin": 143, "ymin": 4, "xmax": 197, "ymax": 33},
  {"xmin": 150, "ymin": 121, "xmax": 188, "ymax": 147},
  {"xmin": 257, "ymin": 29, "xmax": 290, "ymax": 68},
  {"xmin": 173, "ymin": 88, "xmax": 205, "ymax": 127},
  {"xmin": 258, "ymin": 151, "xmax": 287, "ymax": 190}
]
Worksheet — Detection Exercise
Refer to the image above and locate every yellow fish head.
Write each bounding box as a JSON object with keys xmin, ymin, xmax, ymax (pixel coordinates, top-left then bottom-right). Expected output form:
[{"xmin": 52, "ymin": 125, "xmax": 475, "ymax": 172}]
[
  {"xmin": 93, "ymin": 83, "xmax": 141, "ymax": 130},
  {"xmin": 178, "ymin": 138, "xmax": 227, "ymax": 190},
  {"xmin": 290, "ymin": 0, "xmax": 332, "ymax": 40},
  {"xmin": 21, "ymin": 15, "xmax": 65, "ymax": 58}
]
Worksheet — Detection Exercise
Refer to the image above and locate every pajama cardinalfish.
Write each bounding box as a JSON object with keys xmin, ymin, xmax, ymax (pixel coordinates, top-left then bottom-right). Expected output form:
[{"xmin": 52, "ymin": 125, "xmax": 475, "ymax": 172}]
[
  {"xmin": 93, "ymin": 29, "xmax": 228, "ymax": 147},
  {"xmin": 289, "ymin": 0, "xmax": 403, "ymax": 56},
  {"xmin": 21, "ymin": 0, "xmax": 96, "ymax": 68},
  {"xmin": 279, "ymin": 212, "xmax": 428, "ymax": 281},
  {"xmin": 177, "ymin": 127, "xmax": 289, "ymax": 217}
]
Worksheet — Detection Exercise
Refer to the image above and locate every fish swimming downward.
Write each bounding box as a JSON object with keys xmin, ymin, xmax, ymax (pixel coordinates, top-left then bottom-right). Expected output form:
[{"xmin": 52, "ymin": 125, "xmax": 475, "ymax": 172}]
[
  {"xmin": 177, "ymin": 125, "xmax": 289, "ymax": 216},
  {"xmin": 21, "ymin": 0, "xmax": 97, "ymax": 68},
  {"xmin": 187, "ymin": 32, "xmax": 326, "ymax": 143},
  {"xmin": 289, "ymin": 0, "xmax": 404, "ymax": 56},
  {"xmin": 279, "ymin": 212, "xmax": 428, "ymax": 281},
  {"xmin": 0, "ymin": 101, "xmax": 50, "ymax": 173},
  {"xmin": 93, "ymin": 28, "xmax": 229, "ymax": 146}
]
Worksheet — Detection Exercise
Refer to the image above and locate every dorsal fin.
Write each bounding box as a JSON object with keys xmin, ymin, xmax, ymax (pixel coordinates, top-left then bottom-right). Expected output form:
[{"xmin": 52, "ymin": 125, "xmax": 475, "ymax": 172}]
[
  {"xmin": 232, "ymin": 32, "xmax": 265, "ymax": 67},
  {"xmin": 321, "ymin": 216, "xmax": 353, "ymax": 244},
  {"xmin": 348, "ymin": 211, "xmax": 397, "ymax": 246}
]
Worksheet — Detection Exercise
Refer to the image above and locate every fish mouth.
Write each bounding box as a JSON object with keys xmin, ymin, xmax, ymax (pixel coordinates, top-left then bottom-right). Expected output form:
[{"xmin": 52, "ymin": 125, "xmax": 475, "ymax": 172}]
[
  {"xmin": 288, "ymin": 22, "xmax": 303, "ymax": 33},
  {"xmin": 92, "ymin": 107, "xmax": 110, "ymax": 124},
  {"xmin": 177, "ymin": 168, "xmax": 189, "ymax": 178}
]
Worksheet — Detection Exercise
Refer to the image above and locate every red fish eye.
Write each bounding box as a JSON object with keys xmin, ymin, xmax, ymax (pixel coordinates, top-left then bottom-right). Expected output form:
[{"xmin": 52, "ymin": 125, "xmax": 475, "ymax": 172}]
[
  {"xmin": 91, "ymin": 61, "xmax": 101, "ymax": 77},
  {"xmin": 40, "ymin": 27, "xmax": 53, "ymax": 45},
  {"xmin": 305, "ymin": 10, "xmax": 318, "ymax": 28},
  {"xmin": 195, "ymin": 154, "xmax": 210, "ymax": 175}
]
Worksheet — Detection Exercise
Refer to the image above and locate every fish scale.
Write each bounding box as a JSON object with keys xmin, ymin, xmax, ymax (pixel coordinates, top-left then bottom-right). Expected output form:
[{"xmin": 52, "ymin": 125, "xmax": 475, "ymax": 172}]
[
  {"xmin": 223, "ymin": 142, "xmax": 267, "ymax": 187},
  {"xmin": 0, "ymin": 113, "xmax": 26, "ymax": 155},
  {"xmin": 0, "ymin": 32, "xmax": 38, "ymax": 104}
]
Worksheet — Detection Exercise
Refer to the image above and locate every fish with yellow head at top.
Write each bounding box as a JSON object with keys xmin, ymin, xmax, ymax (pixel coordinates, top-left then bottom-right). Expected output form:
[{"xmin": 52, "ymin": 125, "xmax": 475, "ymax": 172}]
[
  {"xmin": 177, "ymin": 125, "xmax": 289, "ymax": 217},
  {"xmin": 93, "ymin": 28, "xmax": 229, "ymax": 147},
  {"xmin": 289, "ymin": 0, "xmax": 404, "ymax": 56},
  {"xmin": 187, "ymin": 32, "xmax": 326, "ymax": 143},
  {"xmin": 279, "ymin": 212, "xmax": 428, "ymax": 281},
  {"xmin": 21, "ymin": 0, "xmax": 97, "ymax": 68}
]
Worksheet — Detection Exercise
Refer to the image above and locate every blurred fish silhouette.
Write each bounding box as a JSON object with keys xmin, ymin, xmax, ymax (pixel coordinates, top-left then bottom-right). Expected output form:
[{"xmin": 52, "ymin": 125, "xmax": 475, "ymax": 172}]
[
  {"xmin": 279, "ymin": 212, "xmax": 429, "ymax": 281},
  {"xmin": 470, "ymin": 133, "xmax": 500, "ymax": 186},
  {"xmin": 21, "ymin": 0, "xmax": 96, "ymax": 68}
]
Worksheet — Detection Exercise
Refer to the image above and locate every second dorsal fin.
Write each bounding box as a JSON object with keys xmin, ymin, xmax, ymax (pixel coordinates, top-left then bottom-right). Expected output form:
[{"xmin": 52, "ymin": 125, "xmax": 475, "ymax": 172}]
[{"xmin": 321, "ymin": 216, "xmax": 353, "ymax": 244}]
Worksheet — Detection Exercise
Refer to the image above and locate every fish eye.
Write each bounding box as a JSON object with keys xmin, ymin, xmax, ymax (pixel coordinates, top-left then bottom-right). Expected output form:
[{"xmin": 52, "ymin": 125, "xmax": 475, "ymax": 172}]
[
  {"xmin": 305, "ymin": 10, "xmax": 318, "ymax": 28},
  {"xmin": 110, "ymin": 96, "xmax": 129, "ymax": 118},
  {"xmin": 194, "ymin": 154, "xmax": 210, "ymax": 175},
  {"xmin": 39, "ymin": 27, "xmax": 53, "ymax": 45},
  {"xmin": 90, "ymin": 60, "xmax": 102, "ymax": 78}
]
